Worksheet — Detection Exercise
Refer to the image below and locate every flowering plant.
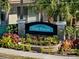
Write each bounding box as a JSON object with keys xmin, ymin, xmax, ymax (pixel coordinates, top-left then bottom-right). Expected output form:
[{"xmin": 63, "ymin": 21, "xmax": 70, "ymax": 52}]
[{"xmin": 3, "ymin": 33, "xmax": 21, "ymax": 44}]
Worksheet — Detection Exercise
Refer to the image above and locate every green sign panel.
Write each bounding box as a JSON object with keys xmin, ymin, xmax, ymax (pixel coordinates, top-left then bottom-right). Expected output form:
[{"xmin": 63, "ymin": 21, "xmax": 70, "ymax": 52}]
[{"xmin": 29, "ymin": 24, "xmax": 53, "ymax": 32}]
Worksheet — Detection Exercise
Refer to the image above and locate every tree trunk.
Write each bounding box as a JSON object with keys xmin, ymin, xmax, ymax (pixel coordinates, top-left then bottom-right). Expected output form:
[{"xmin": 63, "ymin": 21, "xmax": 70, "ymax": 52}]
[
  {"xmin": 5, "ymin": 11, "xmax": 9, "ymax": 24},
  {"xmin": 64, "ymin": 30, "xmax": 66, "ymax": 40},
  {"xmin": 39, "ymin": 12, "xmax": 41, "ymax": 22},
  {"xmin": 39, "ymin": 11, "xmax": 43, "ymax": 22},
  {"xmin": 57, "ymin": 14, "xmax": 60, "ymax": 22},
  {"xmin": 40, "ymin": 12, "xmax": 43, "ymax": 22},
  {"xmin": 0, "ymin": 8, "xmax": 1, "ymax": 24},
  {"xmin": 48, "ymin": 16, "xmax": 51, "ymax": 23},
  {"xmin": 74, "ymin": 28, "xmax": 76, "ymax": 40},
  {"xmin": 48, "ymin": 16, "xmax": 54, "ymax": 23},
  {"xmin": 68, "ymin": 34, "xmax": 71, "ymax": 39},
  {"xmin": 70, "ymin": 18, "xmax": 72, "ymax": 26}
]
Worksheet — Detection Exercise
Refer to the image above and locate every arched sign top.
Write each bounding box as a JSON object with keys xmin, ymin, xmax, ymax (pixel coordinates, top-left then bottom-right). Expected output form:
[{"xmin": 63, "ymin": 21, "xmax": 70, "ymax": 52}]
[{"xmin": 25, "ymin": 22, "xmax": 57, "ymax": 35}]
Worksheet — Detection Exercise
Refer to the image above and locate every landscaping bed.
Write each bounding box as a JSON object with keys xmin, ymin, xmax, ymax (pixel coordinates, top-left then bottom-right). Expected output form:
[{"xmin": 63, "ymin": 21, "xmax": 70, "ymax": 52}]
[{"xmin": 0, "ymin": 33, "xmax": 79, "ymax": 56}]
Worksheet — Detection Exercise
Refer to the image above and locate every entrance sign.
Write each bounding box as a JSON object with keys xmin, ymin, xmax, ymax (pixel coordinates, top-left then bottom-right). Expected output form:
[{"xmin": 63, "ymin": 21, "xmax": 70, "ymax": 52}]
[
  {"xmin": 25, "ymin": 22, "xmax": 57, "ymax": 35},
  {"xmin": 29, "ymin": 24, "xmax": 53, "ymax": 32}
]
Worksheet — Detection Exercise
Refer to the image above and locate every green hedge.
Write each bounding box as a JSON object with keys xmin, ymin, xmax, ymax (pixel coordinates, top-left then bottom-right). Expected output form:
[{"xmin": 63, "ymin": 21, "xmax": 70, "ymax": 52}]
[{"xmin": 6, "ymin": 24, "xmax": 18, "ymax": 34}]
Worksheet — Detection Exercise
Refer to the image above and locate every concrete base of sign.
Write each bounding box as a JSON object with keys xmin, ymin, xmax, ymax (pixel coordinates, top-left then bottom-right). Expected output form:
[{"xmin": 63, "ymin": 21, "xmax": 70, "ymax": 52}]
[
  {"xmin": 17, "ymin": 19, "xmax": 26, "ymax": 36},
  {"xmin": 56, "ymin": 21, "xmax": 66, "ymax": 40}
]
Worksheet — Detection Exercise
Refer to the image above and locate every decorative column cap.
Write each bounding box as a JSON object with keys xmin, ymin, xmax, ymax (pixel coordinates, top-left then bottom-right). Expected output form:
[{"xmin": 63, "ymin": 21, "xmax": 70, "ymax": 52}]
[
  {"xmin": 55, "ymin": 21, "xmax": 66, "ymax": 26},
  {"xmin": 17, "ymin": 19, "xmax": 26, "ymax": 23}
]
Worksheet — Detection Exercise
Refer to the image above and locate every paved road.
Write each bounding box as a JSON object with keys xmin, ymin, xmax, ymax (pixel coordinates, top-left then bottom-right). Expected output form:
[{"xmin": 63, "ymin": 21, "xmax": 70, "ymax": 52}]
[{"xmin": 0, "ymin": 48, "xmax": 79, "ymax": 59}]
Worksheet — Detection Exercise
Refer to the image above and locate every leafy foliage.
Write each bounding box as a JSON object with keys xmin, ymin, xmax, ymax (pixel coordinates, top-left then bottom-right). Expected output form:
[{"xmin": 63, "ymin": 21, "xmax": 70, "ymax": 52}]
[
  {"xmin": 26, "ymin": 34, "xmax": 32, "ymax": 43},
  {"xmin": 0, "ymin": 35, "xmax": 13, "ymax": 48},
  {"xmin": 65, "ymin": 26, "xmax": 75, "ymax": 35},
  {"xmin": 0, "ymin": 0, "xmax": 10, "ymax": 12},
  {"xmin": 26, "ymin": 34, "xmax": 59, "ymax": 46},
  {"xmin": 35, "ymin": 0, "xmax": 79, "ymax": 25},
  {"xmin": 2, "ymin": 33, "xmax": 21, "ymax": 44},
  {"xmin": 46, "ymin": 36, "xmax": 59, "ymax": 45},
  {"xmin": 6, "ymin": 24, "xmax": 18, "ymax": 34},
  {"xmin": 60, "ymin": 39, "xmax": 79, "ymax": 54}
]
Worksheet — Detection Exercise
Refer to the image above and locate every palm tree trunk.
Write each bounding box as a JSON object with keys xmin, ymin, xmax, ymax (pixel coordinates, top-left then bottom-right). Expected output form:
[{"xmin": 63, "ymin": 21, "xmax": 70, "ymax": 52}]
[
  {"xmin": 5, "ymin": 11, "xmax": 9, "ymax": 24},
  {"xmin": 74, "ymin": 28, "xmax": 76, "ymax": 40},
  {"xmin": 64, "ymin": 30, "xmax": 66, "ymax": 40},
  {"xmin": 0, "ymin": 7, "xmax": 1, "ymax": 24},
  {"xmin": 57, "ymin": 15, "xmax": 60, "ymax": 22},
  {"xmin": 39, "ymin": 12, "xmax": 41, "ymax": 22},
  {"xmin": 39, "ymin": 11, "xmax": 43, "ymax": 22},
  {"xmin": 48, "ymin": 16, "xmax": 54, "ymax": 23},
  {"xmin": 68, "ymin": 34, "xmax": 70, "ymax": 39},
  {"xmin": 70, "ymin": 18, "xmax": 72, "ymax": 26},
  {"xmin": 48, "ymin": 16, "xmax": 51, "ymax": 23},
  {"xmin": 40, "ymin": 11, "xmax": 43, "ymax": 22}
]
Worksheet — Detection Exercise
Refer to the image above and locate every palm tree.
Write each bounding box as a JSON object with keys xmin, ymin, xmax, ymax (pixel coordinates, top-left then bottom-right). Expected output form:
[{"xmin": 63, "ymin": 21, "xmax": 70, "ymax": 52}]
[
  {"xmin": 36, "ymin": 0, "xmax": 79, "ymax": 24},
  {"xmin": 46, "ymin": 0, "xmax": 57, "ymax": 23},
  {"xmin": 54, "ymin": 0, "xmax": 79, "ymax": 40},
  {"xmin": 35, "ymin": 0, "xmax": 45, "ymax": 22},
  {"xmin": 62, "ymin": 0, "xmax": 79, "ymax": 26},
  {"xmin": 35, "ymin": 0, "xmax": 54, "ymax": 22},
  {"xmin": 0, "ymin": 0, "xmax": 10, "ymax": 24}
]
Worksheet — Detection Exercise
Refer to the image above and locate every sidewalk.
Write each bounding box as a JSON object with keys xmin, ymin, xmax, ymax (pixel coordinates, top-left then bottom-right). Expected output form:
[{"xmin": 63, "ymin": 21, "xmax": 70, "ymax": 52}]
[{"xmin": 0, "ymin": 48, "xmax": 79, "ymax": 59}]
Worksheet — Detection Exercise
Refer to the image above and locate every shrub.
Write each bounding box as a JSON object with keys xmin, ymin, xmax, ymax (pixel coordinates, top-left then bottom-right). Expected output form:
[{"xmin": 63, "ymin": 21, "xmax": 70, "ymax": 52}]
[
  {"xmin": 45, "ymin": 36, "xmax": 59, "ymax": 45},
  {"xmin": 76, "ymin": 49, "xmax": 79, "ymax": 55},
  {"xmin": 26, "ymin": 34, "xmax": 59, "ymax": 46},
  {"xmin": 73, "ymin": 39, "xmax": 79, "ymax": 49},
  {"xmin": 21, "ymin": 38, "xmax": 26, "ymax": 44},
  {"xmin": 0, "ymin": 33, "xmax": 21, "ymax": 48},
  {"xmin": 6, "ymin": 24, "xmax": 18, "ymax": 34},
  {"xmin": 26, "ymin": 34, "xmax": 32, "ymax": 43},
  {"xmin": 1, "ymin": 36, "xmax": 13, "ymax": 48},
  {"xmin": 18, "ymin": 43, "xmax": 31, "ymax": 51},
  {"xmin": 14, "ymin": 44, "xmax": 23, "ymax": 50},
  {"xmin": 3, "ymin": 33, "xmax": 21, "ymax": 44},
  {"xmin": 42, "ymin": 41, "xmax": 49, "ymax": 46},
  {"xmin": 25, "ymin": 43, "xmax": 31, "ymax": 51}
]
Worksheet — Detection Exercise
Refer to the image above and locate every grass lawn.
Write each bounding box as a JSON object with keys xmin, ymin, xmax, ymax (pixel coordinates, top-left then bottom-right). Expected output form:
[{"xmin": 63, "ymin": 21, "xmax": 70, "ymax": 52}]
[{"xmin": 0, "ymin": 53, "xmax": 38, "ymax": 59}]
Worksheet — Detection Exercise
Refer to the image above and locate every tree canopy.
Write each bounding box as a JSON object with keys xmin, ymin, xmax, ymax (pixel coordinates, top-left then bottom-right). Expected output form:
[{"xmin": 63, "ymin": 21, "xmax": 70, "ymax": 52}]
[
  {"xmin": 35, "ymin": 0, "xmax": 79, "ymax": 23},
  {"xmin": 0, "ymin": 0, "xmax": 10, "ymax": 12}
]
